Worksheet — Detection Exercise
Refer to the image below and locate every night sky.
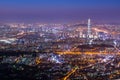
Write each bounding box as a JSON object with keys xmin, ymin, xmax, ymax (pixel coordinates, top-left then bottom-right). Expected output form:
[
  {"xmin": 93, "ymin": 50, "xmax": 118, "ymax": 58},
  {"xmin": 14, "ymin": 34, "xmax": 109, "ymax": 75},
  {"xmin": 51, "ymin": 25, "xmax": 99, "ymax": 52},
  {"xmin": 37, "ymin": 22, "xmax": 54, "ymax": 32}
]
[{"xmin": 0, "ymin": 0, "xmax": 120, "ymax": 23}]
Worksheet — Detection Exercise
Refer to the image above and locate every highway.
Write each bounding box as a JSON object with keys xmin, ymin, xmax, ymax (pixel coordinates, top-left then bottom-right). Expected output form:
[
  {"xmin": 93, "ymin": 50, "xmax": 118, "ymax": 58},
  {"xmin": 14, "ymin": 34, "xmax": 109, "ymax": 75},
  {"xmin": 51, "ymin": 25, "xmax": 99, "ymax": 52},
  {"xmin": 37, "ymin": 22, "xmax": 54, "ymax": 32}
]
[{"xmin": 63, "ymin": 66, "xmax": 78, "ymax": 80}]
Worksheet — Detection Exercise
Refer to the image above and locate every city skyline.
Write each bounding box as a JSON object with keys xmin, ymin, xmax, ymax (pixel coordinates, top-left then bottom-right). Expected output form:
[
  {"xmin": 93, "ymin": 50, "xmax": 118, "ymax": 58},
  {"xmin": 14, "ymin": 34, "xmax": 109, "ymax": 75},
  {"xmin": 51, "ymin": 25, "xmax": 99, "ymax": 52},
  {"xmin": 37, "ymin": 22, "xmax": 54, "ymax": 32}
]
[
  {"xmin": 0, "ymin": 0, "xmax": 120, "ymax": 23},
  {"xmin": 1, "ymin": 0, "xmax": 120, "ymax": 80}
]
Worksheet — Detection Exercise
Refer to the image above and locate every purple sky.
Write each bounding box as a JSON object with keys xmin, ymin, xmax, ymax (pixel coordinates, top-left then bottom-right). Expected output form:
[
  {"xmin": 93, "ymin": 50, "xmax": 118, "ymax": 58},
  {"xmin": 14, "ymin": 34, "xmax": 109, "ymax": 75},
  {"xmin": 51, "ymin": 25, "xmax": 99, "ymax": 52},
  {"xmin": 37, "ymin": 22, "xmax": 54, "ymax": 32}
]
[{"xmin": 0, "ymin": 0, "xmax": 120, "ymax": 23}]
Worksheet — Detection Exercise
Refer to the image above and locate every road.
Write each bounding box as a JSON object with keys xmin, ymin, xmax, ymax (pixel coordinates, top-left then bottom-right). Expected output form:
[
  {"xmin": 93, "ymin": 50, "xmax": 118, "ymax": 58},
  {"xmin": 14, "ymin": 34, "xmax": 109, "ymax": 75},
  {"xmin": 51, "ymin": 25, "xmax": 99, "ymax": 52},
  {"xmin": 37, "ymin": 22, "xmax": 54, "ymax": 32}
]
[{"xmin": 63, "ymin": 66, "xmax": 78, "ymax": 80}]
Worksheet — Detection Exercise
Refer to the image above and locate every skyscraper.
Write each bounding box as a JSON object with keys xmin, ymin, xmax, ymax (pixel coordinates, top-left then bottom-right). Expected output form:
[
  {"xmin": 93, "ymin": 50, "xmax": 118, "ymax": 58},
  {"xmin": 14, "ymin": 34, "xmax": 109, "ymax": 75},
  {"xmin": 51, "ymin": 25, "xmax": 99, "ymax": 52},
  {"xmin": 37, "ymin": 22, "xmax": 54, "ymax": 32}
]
[{"xmin": 87, "ymin": 18, "xmax": 91, "ymax": 38}]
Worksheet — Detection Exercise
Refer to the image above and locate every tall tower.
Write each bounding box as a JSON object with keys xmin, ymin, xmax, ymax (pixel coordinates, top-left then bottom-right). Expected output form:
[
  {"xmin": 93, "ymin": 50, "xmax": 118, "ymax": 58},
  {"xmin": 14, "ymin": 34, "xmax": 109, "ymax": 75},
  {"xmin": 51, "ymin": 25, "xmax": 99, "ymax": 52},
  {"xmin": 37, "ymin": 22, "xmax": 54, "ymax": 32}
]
[{"xmin": 87, "ymin": 18, "xmax": 91, "ymax": 38}]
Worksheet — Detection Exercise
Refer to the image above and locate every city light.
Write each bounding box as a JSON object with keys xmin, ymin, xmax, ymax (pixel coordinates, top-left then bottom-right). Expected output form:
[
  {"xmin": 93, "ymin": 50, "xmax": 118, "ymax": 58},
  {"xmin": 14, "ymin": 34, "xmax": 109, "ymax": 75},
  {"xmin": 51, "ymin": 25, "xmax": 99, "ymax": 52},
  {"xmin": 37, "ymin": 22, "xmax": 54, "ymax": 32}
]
[{"xmin": 0, "ymin": 0, "xmax": 120, "ymax": 79}]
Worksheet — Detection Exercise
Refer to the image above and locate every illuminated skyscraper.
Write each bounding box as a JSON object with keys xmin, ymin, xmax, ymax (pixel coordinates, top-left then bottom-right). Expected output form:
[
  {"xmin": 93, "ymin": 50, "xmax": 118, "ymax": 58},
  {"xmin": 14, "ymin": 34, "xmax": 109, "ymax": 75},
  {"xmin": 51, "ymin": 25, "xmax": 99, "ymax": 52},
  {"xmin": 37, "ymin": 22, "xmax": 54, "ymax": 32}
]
[{"xmin": 87, "ymin": 18, "xmax": 91, "ymax": 38}]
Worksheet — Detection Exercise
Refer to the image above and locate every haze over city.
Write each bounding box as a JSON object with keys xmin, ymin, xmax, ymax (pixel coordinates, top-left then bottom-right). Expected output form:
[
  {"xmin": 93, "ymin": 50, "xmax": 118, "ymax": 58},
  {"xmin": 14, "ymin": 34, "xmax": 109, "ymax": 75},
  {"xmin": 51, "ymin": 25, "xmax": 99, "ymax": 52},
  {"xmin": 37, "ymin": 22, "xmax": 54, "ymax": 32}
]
[{"xmin": 1, "ymin": 0, "xmax": 120, "ymax": 80}]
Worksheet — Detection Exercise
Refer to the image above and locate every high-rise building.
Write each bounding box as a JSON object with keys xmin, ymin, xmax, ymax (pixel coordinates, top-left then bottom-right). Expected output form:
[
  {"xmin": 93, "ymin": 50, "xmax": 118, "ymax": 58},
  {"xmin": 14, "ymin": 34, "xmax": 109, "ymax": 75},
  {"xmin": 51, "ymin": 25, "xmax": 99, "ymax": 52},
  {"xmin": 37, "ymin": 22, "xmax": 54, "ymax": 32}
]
[{"xmin": 87, "ymin": 18, "xmax": 91, "ymax": 38}]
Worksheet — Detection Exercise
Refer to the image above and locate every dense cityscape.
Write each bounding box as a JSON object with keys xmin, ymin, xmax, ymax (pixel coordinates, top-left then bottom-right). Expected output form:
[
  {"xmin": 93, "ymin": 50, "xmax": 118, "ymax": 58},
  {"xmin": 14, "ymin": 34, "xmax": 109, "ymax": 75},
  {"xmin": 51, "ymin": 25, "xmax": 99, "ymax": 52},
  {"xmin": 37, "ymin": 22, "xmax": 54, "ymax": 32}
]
[
  {"xmin": 0, "ymin": 19, "xmax": 120, "ymax": 80},
  {"xmin": 0, "ymin": 0, "xmax": 120, "ymax": 80}
]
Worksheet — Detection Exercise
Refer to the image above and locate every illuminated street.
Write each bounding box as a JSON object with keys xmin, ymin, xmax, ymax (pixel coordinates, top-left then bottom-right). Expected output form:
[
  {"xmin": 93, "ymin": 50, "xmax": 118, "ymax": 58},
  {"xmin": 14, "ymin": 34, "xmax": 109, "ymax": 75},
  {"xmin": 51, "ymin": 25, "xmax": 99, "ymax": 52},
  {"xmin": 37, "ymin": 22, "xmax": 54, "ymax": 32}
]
[
  {"xmin": 0, "ymin": 0, "xmax": 120, "ymax": 80},
  {"xmin": 1, "ymin": 19, "xmax": 120, "ymax": 79}
]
